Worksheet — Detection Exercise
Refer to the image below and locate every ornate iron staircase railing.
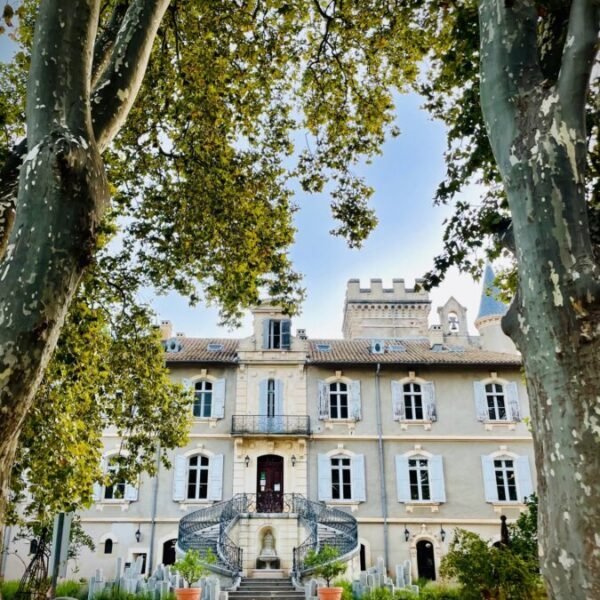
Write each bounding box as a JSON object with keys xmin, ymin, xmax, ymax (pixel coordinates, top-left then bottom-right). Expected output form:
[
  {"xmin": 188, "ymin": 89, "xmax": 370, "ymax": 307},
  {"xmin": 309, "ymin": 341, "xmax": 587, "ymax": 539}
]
[{"xmin": 177, "ymin": 494, "xmax": 358, "ymax": 580}]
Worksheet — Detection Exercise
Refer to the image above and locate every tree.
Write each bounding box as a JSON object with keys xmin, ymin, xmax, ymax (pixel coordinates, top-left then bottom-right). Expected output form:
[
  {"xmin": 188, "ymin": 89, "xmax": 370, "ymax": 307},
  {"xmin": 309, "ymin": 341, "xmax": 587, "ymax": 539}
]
[
  {"xmin": 0, "ymin": 0, "xmax": 426, "ymax": 564},
  {"xmin": 510, "ymin": 494, "xmax": 539, "ymax": 574},
  {"xmin": 440, "ymin": 529, "xmax": 539, "ymax": 600}
]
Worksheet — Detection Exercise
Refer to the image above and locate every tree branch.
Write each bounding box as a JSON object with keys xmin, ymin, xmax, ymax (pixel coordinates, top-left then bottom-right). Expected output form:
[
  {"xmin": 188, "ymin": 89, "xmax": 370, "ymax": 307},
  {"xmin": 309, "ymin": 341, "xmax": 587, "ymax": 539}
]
[
  {"xmin": 27, "ymin": 0, "xmax": 101, "ymax": 146},
  {"xmin": 92, "ymin": 0, "xmax": 171, "ymax": 153},
  {"xmin": 478, "ymin": 0, "xmax": 541, "ymax": 173},
  {"xmin": 558, "ymin": 0, "xmax": 600, "ymax": 129},
  {"xmin": 91, "ymin": 1, "xmax": 129, "ymax": 89}
]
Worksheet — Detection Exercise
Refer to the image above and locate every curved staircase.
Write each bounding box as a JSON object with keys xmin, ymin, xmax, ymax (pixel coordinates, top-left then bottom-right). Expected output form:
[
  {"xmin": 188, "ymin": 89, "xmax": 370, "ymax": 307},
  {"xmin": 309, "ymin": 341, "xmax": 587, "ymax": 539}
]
[{"xmin": 177, "ymin": 494, "xmax": 359, "ymax": 581}]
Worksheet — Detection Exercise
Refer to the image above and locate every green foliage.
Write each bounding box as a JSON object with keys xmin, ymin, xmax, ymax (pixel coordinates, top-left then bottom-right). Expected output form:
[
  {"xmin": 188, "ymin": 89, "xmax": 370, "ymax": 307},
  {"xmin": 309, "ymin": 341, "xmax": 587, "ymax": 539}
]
[
  {"xmin": 173, "ymin": 549, "xmax": 216, "ymax": 587},
  {"xmin": 304, "ymin": 545, "xmax": 347, "ymax": 586},
  {"xmin": 440, "ymin": 529, "xmax": 539, "ymax": 600},
  {"xmin": 56, "ymin": 581, "xmax": 85, "ymax": 598},
  {"xmin": 8, "ymin": 262, "xmax": 191, "ymax": 523},
  {"xmin": 333, "ymin": 579, "xmax": 354, "ymax": 600},
  {"xmin": 0, "ymin": 581, "xmax": 20, "ymax": 600},
  {"xmin": 509, "ymin": 494, "xmax": 540, "ymax": 573},
  {"xmin": 92, "ymin": 588, "xmax": 175, "ymax": 600},
  {"xmin": 362, "ymin": 588, "xmax": 394, "ymax": 600}
]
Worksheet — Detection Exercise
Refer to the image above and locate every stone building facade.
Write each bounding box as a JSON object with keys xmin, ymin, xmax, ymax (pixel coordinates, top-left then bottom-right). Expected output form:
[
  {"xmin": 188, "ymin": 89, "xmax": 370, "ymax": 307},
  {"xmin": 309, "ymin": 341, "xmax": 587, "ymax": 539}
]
[{"xmin": 1, "ymin": 272, "xmax": 534, "ymax": 584}]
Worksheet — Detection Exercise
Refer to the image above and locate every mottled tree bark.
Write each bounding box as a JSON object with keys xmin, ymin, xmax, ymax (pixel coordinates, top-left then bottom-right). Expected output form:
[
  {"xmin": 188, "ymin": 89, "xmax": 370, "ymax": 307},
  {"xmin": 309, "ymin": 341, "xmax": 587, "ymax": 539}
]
[
  {"xmin": 0, "ymin": 0, "xmax": 170, "ymax": 558},
  {"xmin": 479, "ymin": 0, "xmax": 600, "ymax": 597}
]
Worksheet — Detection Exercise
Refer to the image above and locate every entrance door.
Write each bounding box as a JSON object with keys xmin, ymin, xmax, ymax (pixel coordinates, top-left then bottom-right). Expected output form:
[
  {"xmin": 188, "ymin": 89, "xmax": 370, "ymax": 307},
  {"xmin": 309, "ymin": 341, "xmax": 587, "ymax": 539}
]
[
  {"xmin": 416, "ymin": 540, "xmax": 436, "ymax": 581},
  {"xmin": 162, "ymin": 539, "xmax": 177, "ymax": 566},
  {"xmin": 256, "ymin": 455, "xmax": 284, "ymax": 512}
]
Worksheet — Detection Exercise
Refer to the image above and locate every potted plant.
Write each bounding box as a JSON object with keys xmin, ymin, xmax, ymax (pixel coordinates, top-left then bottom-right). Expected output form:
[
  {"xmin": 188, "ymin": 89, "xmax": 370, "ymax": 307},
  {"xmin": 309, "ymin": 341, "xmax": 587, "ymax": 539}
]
[
  {"xmin": 304, "ymin": 545, "xmax": 347, "ymax": 600},
  {"xmin": 173, "ymin": 548, "xmax": 215, "ymax": 600}
]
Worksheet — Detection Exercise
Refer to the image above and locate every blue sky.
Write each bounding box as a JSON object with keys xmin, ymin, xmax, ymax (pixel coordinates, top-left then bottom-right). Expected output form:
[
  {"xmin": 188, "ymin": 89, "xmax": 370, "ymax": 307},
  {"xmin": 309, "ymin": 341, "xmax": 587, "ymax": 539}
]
[
  {"xmin": 147, "ymin": 92, "xmax": 485, "ymax": 339},
  {"xmin": 1, "ymin": 30, "xmax": 486, "ymax": 341}
]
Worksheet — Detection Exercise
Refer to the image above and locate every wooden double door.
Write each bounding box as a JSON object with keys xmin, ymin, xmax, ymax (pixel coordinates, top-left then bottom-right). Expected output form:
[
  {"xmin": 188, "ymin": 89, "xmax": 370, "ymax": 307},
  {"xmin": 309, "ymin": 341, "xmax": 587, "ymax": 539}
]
[{"xmin": 257, "ymin": 454, "xmax": 284, "ymax": 512}]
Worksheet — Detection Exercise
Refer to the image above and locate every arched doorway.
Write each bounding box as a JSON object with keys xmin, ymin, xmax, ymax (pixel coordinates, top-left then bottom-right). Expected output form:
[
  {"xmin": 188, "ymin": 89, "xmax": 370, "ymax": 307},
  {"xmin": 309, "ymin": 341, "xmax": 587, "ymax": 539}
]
[
  {"xmin": 162, "ymin": 539, "xmax": 177, "ymax": 566},
  {"xmin": 416, "ymin": 540, "xmax": 436, "ymax": 581},
  {"xmin": 256, "ymin": 455, "xmax": 284, "ymax": 512}
]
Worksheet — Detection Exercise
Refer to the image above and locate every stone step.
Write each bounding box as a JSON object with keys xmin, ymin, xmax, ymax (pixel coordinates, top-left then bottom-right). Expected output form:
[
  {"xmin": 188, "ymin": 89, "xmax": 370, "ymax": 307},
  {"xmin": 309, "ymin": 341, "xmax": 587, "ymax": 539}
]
[{"xmin": 230, "ymin": 594, "xmax": 304, "ymax": 600}]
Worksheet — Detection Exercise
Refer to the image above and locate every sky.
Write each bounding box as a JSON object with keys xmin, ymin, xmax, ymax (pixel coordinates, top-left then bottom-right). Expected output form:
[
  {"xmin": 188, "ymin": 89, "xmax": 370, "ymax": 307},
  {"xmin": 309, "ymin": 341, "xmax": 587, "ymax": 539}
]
[
  {"xmin": 0, "ymin": 27, "xmax": 487, "ymax": 342},
  {"xmin": 147, "ymin": 91, "xmax": 486, "ymax": 340}
]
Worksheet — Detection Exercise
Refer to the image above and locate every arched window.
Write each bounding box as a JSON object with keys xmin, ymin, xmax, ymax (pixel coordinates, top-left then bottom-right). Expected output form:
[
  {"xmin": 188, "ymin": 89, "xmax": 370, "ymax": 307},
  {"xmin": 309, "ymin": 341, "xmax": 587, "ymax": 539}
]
[
  {"xmin": 104, "ymin": 538, "xmax": 113, "ymax": 554},
  {"xmin": 193, "ymin": 380, "xmax": 213, "ymax": 418},
  {"xmin": 187, "ymin": 455, "xmax": 210, "ymax": 500},
  {"xmin": 447, "ymin": 311, "xmax": 459, "ymax": 332},
  {"xmin": 104, "ymin": 458, "xmax": 126, "ymax": 500},
  {"xmin": 329, "ymin": 382, "xmax": 349, "ymax": 419}
]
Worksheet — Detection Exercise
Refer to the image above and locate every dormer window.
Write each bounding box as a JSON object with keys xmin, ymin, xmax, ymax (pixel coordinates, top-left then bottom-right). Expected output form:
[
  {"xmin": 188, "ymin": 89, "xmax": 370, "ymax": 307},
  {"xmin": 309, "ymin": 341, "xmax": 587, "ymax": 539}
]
[
  {"xmin": 263, "ymin": 319, "xmax": 291, "ymax": 350},
  {"xmin": 164, "ymin": 338, "xmax": 183, "ymax": 353}
]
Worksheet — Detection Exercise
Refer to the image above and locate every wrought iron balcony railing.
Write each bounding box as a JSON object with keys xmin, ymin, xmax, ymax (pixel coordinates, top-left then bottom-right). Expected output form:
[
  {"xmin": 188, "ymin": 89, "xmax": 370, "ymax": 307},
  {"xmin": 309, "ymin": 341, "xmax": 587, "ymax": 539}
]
[{"xmin": 231, "ymin": 414, "xmax": 310, "ymax": 436}]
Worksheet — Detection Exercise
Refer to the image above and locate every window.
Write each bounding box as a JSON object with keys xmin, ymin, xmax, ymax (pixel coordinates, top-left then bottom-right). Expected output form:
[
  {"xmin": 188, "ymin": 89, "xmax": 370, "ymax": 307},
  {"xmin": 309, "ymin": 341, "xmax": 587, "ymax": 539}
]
[
  {"xmin": 266, "ymin": 379, "xmax": 276, "ymax": 417},
  {"xmin": 329, "ymin": 382, "xmax": 349, "ymax": 419},
  {"xmin": 403, "ymin": 383, "xmax": 424, "ymax": 420},
  {"xmin": 486, "ymin": 383, "xmax": 507, "ymax": 420},
  {"xmin": 104, "ymin": 460, "xmax": 126, "ymax": 500},
  {"xmin": 29, "ymin": 539, "xmax": 38, "ymax": 555},
  {"xmin": 331, "ymin": 457, "xmax": 352, "ymax": 500},
  {"xmin": 448, "ymin": 311, "xmax": 459, "ymax": 332},
  {"xmin": 193, "ymin": 380, "xmax": 213, "ymax": 418},
  {"xmin": 187, "ymin": 455, "xmax": 210, "ymax": 500},
  {"xmin": 264, "ymin": 319, "xmax": 291, "ymax": 349},
  {"xmin": 408, "ymin": 458, "xmax": 430, "ymax": 500},
  {"xmin": 104, "ymin": 539, "xmax": 113, "ymax": 554},
  {"xmin": 494, "ymin": 459, "xmax": 517, "ymax": 501}
]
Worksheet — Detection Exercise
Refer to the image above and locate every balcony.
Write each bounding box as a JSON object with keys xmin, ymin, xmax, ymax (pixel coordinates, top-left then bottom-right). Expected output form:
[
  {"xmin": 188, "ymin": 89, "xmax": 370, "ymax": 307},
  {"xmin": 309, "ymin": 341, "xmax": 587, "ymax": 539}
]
[{"xmin": 231, "ymin": 415, "xmax": 310, "ymax": 436}]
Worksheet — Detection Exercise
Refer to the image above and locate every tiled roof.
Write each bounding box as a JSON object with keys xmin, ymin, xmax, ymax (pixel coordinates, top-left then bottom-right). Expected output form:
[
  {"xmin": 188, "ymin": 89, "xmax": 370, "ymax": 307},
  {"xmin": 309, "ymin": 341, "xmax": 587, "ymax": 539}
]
[
  {"xmin": 164, "ymin": 338, "xmax": 239, "ymax": 363},
  {"xmin": 307, "ymin": 339, "xmax": 521, "ymax": 366},
  {"xmin": 477, "ymin": 264, "xmax": 508, "ymax": 320}
]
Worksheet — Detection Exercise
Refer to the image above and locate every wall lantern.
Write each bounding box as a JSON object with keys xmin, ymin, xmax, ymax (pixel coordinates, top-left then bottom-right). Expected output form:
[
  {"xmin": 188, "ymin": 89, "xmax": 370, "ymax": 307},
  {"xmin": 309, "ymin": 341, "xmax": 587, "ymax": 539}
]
[
  {"xmin": 404, "ymin": 526, "xmax": 410, "ymax": 542},
  {"xmin": 291, "ymin": 455, "xmax": 297, "ymax": 467},
  {"xmin": 244, "ymin": 455, "xmax": 250, "ymax": 468},
  {"xmin": 135, "ymin": 526, "xmax": 141, "ymax": 543},
  {"xmin": 440, "ymin": 526, "xmax": 446, "ymax": 542}
]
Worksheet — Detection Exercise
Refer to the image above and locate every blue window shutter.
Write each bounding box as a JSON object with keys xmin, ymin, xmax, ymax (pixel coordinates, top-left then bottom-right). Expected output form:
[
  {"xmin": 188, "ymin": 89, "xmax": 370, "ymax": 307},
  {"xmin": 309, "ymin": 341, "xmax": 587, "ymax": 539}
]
[
  {"xmin": 429, "ymin": 455, "xmax": 446, "ymax": 503},
  {"xmin": 124, "ymin": 480, "xmax": 138, "ymax": 502},
  {"xmin": 474, "ymin": 382, "xmax": 488, "ymax": 421},
  {"xmin": 481, "ymin": 455, "xmax": 498, "ymax": 502},
  {"xmin": 506, "ymin": 382, "xmax": 521, "ymax": 422},
  {"xmin": 212, "ymin": 379, "xmax": 225, "ymax": 418},
  {"xmin": 423, "ymin": 382, "xmax": 437, "ymax": 422},
  {"xmin": 281, "ymin": 319, "xmax": 291, "ymax": 349},
  {"xmin": 274, "ymin": 380, "xmax": 284, "ymax": 431},
  {"xmin": 318, "ymin": 454, "xmax": 332, "ymax": 501},
  {"xmin": 350, "ymin": 380, "xmax": 362, "ymax": 420},
  {"xmin": 318, "ymin": 380, "xmax": 328, "ymax": 420},
  {"xmin": 516, "ymin": 456, "xmax": 534, "ymax": 502},
  {"xmin": 182, "ymin": 378, "xmax": 193, "ymax": 391},
  {"xmin": 352, "ymin": 455, "xmax": 366, "ymax": 501},
  {"xmin": 395, "ymin": 456, "xmax": 411, "ymax": 502},
  {"xmin": 208, "ymin": 454, "xmax": 224, "ymax": 501},
  {"xmin": 172, "ymin": 455, "xmax": 187, "ymax": 501},
  {"xmin": 258, "ymin": 380, "xmax": 268, "ymax": 432},
  {"xmin": 391, "ymin": 381, "xmax": 405, "ymax": 421},
  {"xmin": 93, "ymin": 456, "xmax": 106, "ymax": 501},
  {"xmin": 262, "ymin": 319, "xmax": 271, "ymax": 349}
]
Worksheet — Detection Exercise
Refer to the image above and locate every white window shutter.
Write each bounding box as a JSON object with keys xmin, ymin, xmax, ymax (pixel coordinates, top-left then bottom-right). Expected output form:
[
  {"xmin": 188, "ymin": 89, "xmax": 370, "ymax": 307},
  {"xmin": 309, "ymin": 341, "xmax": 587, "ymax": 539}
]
[
  {"xmin": 258, "ymin": 380, "xmax": 268, "ymax": 432},
  {"xmin": 212, "ymin": 379, "xmax": 226, "ymax": 418},
  {"xmin": 93, "ymin": 456, "xmax": 107, "ymax": 501},
  {"xmin": 395, "ymin": 455, "xmax": 411, "ymax": 502},
  {"xmin": 173, "ymin": 455, "xmax": 187, "ymax": 501},
  {"xmin": 318, "ymin": 454, "xmax": 332, "ymax": 501},
  {"xmin": 481, "ymin": 455, "xmax": 498, "ymax": 502},
  {"xmin": 474, "ymin": 382, "xmax": 488, "ymax": 422},
  {"xmin": 429, "ymin": 455, "xmax": 446, "ymax": 503},
  {"xmin": 423, "ymin": 382, "xmax": 437, "ymax": 422},
  {"xmin": 208, "ymin": 454, "xmax": 224, "ymax": 501},
  {"xmin": 351, "ymin": 455, "xmax": 366, "ymax": 501},
  {"xmin": 182, "ymin": 378, "xmax": 193, "ymax": 391},
  {"xmin": 350, "ymin": 380, "xmax": 362, "ymax": 420},
  {"xmin": 124, "ymin": 481, "xmax": 139, "ymax": 502},
  {"xmin": 516, "ymin": 456, "xmax": 534, "ymax": 502},
  {"xmin": 506, "ymin": 382, "xmax": 521, "ymax": 422},
  {"xmin": 391, "ymin": 381, "xmax": 405, "ymax": 421},
  {"xmin": 274, "ymin": 380, "xmax": 284, "ymax": 432},
  {"xmin": 262, "ymin": 319, "xmax": 270, "ymax": 349},
  {"xmin": 318, "ymin": 380, "xmax": 328, "ymax": 420}
]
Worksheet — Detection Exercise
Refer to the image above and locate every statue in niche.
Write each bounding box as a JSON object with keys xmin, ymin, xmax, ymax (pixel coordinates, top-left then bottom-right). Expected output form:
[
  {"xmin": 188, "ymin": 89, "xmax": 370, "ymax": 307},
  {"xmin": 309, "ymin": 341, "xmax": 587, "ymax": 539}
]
[{"xmin": 256, "ymin": 529, "xmax": 280, "ymax": 569}]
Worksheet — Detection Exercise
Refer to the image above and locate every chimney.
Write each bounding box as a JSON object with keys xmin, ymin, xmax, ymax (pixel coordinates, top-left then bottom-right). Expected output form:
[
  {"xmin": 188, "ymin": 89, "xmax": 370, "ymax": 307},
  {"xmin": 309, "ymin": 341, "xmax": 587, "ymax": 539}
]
[
  {"xmin": 159, "ymin": 320, "xmax": 173, "ymax": 340},
  {"xmin": 296, "ymin": 328, "xmax": 307, "ymax": 340}
]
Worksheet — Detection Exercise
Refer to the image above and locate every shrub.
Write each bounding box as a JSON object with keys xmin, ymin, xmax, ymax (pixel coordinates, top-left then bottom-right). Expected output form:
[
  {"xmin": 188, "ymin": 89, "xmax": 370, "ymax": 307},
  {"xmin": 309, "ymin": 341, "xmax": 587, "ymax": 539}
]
[
  {"xmin": 1, "ymin": 580, "xmax": 20, "ymax": 600},
  {"xmin": 173, "ymin": 548, "xmax": 216, "ymax": 587},
  {"xmin": 56, "ymin": 580, "xmax": 84, "ymax": 598},
  {"xmin": 362, "ymin": 588, "xmax": 394, "ymax": 600},
  {"xmin": 333, "ymin": 579, "xmax": 354, "ymax": 600},
  {"xmin": 304, "ymin": 545, "xmax": 346, "ymax": 587}
]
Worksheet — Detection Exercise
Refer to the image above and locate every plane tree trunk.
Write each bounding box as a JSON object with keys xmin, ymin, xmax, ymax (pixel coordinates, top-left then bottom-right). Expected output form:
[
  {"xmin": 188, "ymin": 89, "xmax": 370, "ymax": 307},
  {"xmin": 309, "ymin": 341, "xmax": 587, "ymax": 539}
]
[
  {"xmin": 479, "ymin": 0, "xmax": 600, "ymax": 596},
  {"xmin": 0, "ymin": 0, "xmax": 170, "ymax": 556}
]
